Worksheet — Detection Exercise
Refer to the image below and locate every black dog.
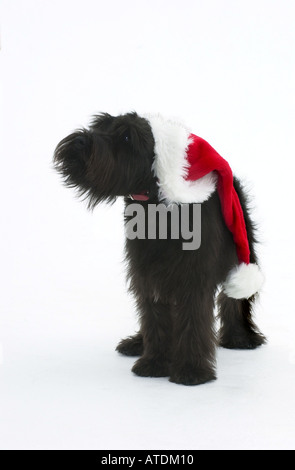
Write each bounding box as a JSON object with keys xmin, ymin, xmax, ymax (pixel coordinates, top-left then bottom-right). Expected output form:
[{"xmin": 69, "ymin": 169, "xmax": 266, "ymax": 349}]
[{"xmin": 54, "ymin": 112, "xmax": 265, "ymax": 385}]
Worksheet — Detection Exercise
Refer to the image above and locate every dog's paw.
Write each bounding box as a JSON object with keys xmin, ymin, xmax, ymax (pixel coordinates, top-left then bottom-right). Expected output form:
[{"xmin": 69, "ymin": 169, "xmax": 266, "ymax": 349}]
[
  {"xmin": 132, "ymin": 356, "xmax": 170, "ymax": 377},
  {"xmin": 219, "ymin": 331, "xmax": 266, "ymax": 350},
  {"xmin": 169, "ymin": 366, "xmax": 216, "ymax": 386},
  {"xmin": 116, "ymin": 333, "xmax": 144, "ymax": 357}
]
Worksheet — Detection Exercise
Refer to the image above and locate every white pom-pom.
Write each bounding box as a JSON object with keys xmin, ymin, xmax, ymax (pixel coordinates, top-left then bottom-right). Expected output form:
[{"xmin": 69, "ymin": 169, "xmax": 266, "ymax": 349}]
[{"xmin": 223, "ymin": 263, "xmax": 264, "ymax": 299}]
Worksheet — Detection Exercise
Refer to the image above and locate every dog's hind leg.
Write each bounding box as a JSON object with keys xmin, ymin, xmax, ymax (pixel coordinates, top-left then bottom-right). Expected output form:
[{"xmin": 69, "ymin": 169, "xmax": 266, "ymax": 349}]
[
  {"xmin": 131, "ymin": 299, "xmax": 171, "ymax": 377},
  {"xmin": 217, "ymin": 291, "xmax": 266, "ymax": 349},
  {"xmin": 116, "ymin": 333, "xmax": 144, "ymax": 357}
]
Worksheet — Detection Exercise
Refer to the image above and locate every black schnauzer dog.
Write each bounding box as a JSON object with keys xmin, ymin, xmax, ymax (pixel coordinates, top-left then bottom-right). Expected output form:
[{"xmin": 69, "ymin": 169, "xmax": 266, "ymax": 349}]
[{"xmin": 54, "ymin": 112, "xmax": 265, "ymax": 385}]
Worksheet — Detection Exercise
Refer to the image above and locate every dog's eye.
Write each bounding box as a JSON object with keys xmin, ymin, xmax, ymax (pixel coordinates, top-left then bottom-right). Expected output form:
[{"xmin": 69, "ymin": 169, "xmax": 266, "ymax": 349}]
[{"xmin": 123, "ymin": 132, "xmax": 130, "ymax": 143}]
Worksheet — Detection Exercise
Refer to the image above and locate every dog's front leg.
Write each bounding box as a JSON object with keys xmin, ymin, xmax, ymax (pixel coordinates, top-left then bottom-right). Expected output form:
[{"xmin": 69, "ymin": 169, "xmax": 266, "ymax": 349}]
[
  {"xmin": 169, "ymin": 290, "xmax": 217, "ymax": 386},
  {"xmin": 132, "ymin": 298, "xmax": 171, "ymax": 378}
]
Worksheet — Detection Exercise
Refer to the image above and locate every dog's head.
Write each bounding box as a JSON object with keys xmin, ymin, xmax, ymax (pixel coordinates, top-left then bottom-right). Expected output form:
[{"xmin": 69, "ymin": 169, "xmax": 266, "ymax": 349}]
[{"xmin": 53, "ymin": 112, "xmax": 157, "ymax": 207}]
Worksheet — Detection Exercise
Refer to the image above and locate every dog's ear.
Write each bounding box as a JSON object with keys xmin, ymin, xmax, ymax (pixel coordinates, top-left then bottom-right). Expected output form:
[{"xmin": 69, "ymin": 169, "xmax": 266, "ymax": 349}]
[{"xmin": 53, "ymin": 130, "xmax": 93, "ymax": 188}]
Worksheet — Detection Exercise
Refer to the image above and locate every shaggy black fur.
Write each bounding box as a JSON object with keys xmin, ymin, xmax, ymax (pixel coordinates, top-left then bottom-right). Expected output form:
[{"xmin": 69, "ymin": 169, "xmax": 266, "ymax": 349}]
[{"xmin": 54, "ymin": 112, "xmax": 265, "ymax": 385}]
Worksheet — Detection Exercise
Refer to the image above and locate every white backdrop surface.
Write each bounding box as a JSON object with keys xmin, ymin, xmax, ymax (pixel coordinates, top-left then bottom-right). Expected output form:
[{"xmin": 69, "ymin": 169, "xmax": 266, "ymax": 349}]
[{"xmin": 0, "ymin": 0, "xmax": 295, "ymax": 450}]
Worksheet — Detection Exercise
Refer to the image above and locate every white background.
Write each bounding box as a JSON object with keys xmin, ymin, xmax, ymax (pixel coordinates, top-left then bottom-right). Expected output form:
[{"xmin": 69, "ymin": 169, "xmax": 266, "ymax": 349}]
[{"xmin": 1, "ymin": 0, "xmax": 295, "ymax": 450}]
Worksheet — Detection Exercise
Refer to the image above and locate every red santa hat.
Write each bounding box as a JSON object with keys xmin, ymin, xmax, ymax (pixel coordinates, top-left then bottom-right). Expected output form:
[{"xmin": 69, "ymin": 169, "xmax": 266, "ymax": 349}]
[{"xmin": 143, "ymin": 114, "xmax": 264, "ymax": 300}]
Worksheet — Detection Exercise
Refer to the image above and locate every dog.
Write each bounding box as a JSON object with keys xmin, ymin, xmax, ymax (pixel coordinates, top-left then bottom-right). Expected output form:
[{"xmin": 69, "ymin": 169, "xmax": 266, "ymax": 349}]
[{"xmin": 54, "ymin": 112, "xmax": 265, "ymax": 385}]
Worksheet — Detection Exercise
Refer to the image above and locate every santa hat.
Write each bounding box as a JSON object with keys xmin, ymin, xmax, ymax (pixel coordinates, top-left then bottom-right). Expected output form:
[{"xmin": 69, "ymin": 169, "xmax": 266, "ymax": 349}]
[{"xmin": 143, "ymin": 114, "xmax": 264, "ymax": 300}]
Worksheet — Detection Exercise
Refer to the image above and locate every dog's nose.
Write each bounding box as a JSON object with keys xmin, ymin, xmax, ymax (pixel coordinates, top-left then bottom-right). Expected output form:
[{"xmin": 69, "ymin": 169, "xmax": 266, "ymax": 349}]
[
  {"xmin": 74, "ymin": 135, "xmax": 87, "ymax": 148},
  {"xmin": 53, "ymin": 130, "xmax": 92, "ymax": 169}
]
